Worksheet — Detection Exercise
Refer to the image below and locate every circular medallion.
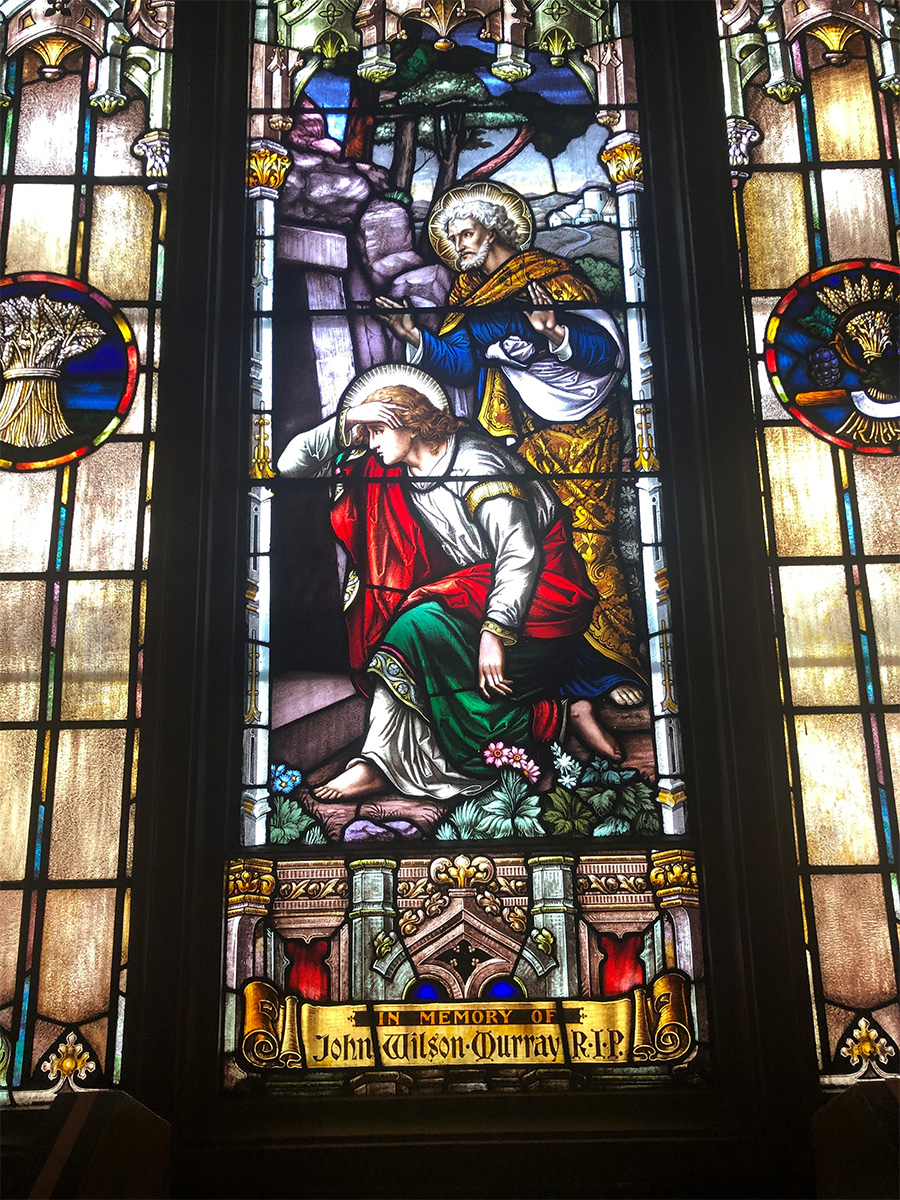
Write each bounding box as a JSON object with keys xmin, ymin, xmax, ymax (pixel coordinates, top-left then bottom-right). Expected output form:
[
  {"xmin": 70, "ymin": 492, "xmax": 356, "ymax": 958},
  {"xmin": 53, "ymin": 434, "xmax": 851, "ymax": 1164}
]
[
  {"xmin": 765, "ymin": 261, "xmax": 899, "ymax": 454},
  {"xmin": 0, "ymin": 273, "xmax": 139, "ymax": 471}
]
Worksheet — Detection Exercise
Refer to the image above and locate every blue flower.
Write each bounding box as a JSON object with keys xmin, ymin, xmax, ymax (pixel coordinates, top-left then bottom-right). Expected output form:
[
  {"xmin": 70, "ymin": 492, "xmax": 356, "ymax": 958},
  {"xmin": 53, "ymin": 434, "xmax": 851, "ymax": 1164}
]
[{"xmin": 270, "ymin": 763, "xmax": 303, "ymax": 794}]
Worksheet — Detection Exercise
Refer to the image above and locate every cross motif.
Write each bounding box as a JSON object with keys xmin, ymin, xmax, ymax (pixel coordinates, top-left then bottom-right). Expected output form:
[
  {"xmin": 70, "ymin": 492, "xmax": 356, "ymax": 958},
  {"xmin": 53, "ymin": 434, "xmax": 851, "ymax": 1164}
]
[
  {"xmin": 320, "ymin": 2, "xmax": 341, "ymax": 24},
  {"xmin": 545, "ymin": 0, "xmax": 568, "ymax": 19}
]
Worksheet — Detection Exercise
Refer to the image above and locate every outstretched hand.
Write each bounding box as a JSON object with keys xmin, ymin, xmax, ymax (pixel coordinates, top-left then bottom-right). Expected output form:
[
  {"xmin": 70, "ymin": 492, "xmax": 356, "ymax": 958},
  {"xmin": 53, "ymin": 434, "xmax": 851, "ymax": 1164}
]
[
  {"xmin": 525, "ymin": 281, "xmax": 565, "ymax": 347},
  {"xmin": 374, "ymin": 296, "xmax": 422, "ymax": 348},
  {"xmin": 478, "ymin": 630, "xmax": 513, "ymax": 699}
]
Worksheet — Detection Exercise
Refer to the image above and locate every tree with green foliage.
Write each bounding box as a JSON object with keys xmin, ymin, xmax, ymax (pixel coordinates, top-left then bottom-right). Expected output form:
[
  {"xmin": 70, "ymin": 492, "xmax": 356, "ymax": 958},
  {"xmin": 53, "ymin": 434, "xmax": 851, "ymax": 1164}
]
[{"xmin": 376, "ymin": 41, "xmax": 596, "ymax": 201}]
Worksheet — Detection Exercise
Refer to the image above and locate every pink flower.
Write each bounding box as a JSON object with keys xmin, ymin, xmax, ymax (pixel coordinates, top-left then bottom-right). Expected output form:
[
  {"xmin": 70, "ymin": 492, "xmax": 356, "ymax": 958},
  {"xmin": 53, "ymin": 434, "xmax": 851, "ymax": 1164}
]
[
  {"xmin": 483, "ymin": 741, "xmax": 507, "ymax": 767},
  {"xmin": 503, "ymin": 745, "xmax": 529, "ymax": 770},
  {"xmin": 523, "ymin": 760, "xmax": 541, "ymax": 784}
]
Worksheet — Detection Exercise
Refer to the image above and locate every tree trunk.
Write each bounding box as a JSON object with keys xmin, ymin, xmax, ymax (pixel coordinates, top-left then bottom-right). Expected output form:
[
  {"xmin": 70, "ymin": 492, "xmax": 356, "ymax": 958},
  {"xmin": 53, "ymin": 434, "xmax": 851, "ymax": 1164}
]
[
  {"xmin": 417, "ymin": 102, "xmax": 466, "ymax": 253},
  {"xmin": 459, "ymin": 123, "xmax": 534, "ymax": 182},
  {"xmin": 343, "ymin": 83, "xmax": 377, "ymax": 162},
  {"xmin": 433, "ymin": 102, "xmax": 466, "ymax": 195},
  {"xmin": 389, "ymin": 113, "xmax": 417, "ymax": 195}
]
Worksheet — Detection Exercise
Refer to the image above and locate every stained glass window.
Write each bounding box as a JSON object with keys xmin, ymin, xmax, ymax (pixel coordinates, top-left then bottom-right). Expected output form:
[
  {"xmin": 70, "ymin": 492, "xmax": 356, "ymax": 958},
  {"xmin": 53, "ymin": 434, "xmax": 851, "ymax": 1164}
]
[
  {"xmin": 717, "ymin": 0, "xmax": 899, "ymax": 1085},
  {"xmin": 225, "ymin": 0, "xmax": 708, "ymax": 1095},
  {"xmin": 0, "ymin": 0, "xmax": 173, "ymax": 1103}
]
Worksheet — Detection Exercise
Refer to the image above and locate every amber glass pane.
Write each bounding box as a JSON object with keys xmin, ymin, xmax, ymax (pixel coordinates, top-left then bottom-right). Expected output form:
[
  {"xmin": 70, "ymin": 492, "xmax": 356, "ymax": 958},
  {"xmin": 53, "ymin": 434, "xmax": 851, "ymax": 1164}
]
[
  {"xmin": 886, "ymin": 714, "xmax": 900, "ymax": 786},
  {"xmin": 764, "ymin": 426, "xmax": 842, "ymax": 557},
  {"xmin": 0, "ymin": 579, "xmax": 45, "ymax": 721},
  {"xmin": 5, "ymin": 183, "xmax": 74, "ymax": 274},
  {"xmin": 867, "ymin": 564, "xmax": 900, "ymax": 703},
  {"xmin": 0, "ymin": 471, "xmax": 55, "ymax": 572},
  {"xmin": 0, "ymin": 890, "xmax": 22, "ymax": 1008},
  {"xmin": 88, "ymin": 187, "xmax": 154, "ymax": 301},
  {"xmin": 810, "ymin": 874, "xmax": 896, "ymax": 1010},
  {"xmin": 69, "ymin": 444, "xmax": 142, "ymax": 573},
  {"xmin": 743, "ymin": 173, "xmax": 808, "ymax": 290},
  {"xmin": 746, "ymin": 84, "xmax": 801, "ymax": 164},
  {"xmin": 810, "ymin": 57, "xmax": 879, "ymax": 161},
  {"xmin": 796, "ymin": 714, "xmax": 878, "ymax": 866},
  {"xmin": 48, "ymin": 728, "xmax": 125, "ymax": 880},
  {"xmin": 0, "ymin": 728, "xmax": 36, "ymax": 881},
  {"xmin": 821, "ymin": 169, "xmax": 892, "ymax": 262},
  {"xmin": 855, "ymin": 457, "xmax": 900, "ymax": 555},
  {"xmin": 93, "ymin": 102, "xmax": 146, "ymax": 177},
  {"xmin": 14, "ymin": 74, "xmax": 80, "ymax": 175},
  {"xmin": 38, "ymin": 888, "xmax": 116, "ymax": 1025},
  {"xmin": 779, "ymin": 566, "xmax": 858, "ymax": 706},
  {"xmin": 60, "ymin": 579, "xmax": 133, "ymax": 720}
]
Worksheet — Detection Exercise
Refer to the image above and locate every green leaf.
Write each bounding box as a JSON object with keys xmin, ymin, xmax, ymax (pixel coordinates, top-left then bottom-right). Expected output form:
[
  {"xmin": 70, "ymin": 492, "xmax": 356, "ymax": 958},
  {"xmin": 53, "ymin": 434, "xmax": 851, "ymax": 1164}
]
[
  {"xmin": 436, "ymin": 822, "xmax": 458, "ymax": 840},
  {"xmin": 516, "ymin": 815, "xmax": 545, "ymax": 838},
  {"xmin": 864, "ymin": 355, "xmax": 899, "ymax": 398},
  {"xmin": 579, "ymin": 786, "xmax": 616, "ymax": 818},
  {"xmin": 634, "ymin": 807, "xmax": 662, "ymax": 836},
  {"xmin": 543, "ymin": 787, "xmax": 595, "ymax": 836},
  {"xmin": 302, "ymin": 825, "xmax": 327, "ymax": 845},
  {"xmin": 594, "ymin": 816, "xmax": 630, "ymax": 838},
  {"xmin": 798, "ymin": 305, "xmax": 838, "ymax": 340},
  {"xmin": 452, "ymin": 799, "xmax": 491, "ymax": 838},
  {"xmin": 572, "ymin": 255, "xmax": 624, "ymax": 302}
]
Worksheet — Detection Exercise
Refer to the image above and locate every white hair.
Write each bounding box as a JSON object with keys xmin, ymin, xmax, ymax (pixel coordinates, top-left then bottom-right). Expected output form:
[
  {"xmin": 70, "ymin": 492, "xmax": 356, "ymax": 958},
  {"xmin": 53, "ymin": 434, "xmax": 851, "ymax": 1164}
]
[{"xmin": 433, "ymin": 199, "xmax": 521, "ymax": 251}]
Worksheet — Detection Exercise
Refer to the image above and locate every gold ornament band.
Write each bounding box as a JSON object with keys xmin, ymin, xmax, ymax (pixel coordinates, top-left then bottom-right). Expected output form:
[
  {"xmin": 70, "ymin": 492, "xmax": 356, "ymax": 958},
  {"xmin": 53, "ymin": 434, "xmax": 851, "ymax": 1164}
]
[{"xmin": 465, "ymin": 479, "xmax": 527, "ymax": 516}]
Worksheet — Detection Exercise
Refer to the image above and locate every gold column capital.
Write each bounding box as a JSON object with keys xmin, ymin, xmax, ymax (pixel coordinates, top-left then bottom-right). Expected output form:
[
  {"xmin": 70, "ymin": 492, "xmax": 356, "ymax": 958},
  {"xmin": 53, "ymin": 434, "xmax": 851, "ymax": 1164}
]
[
  {"xmin": 600, "ymin": 131, "xmax": 642, "ymax": 193},
  {"xmin": 247, "ymin": 139, "xmax": 292, "ymax": 199},
  {"xmin": 649, "ymin": 849, "xmax": 699, "ymax": 908},
  {"xmin": 228, "ymin": 858, "xmax": 276, "ymax": 916}
]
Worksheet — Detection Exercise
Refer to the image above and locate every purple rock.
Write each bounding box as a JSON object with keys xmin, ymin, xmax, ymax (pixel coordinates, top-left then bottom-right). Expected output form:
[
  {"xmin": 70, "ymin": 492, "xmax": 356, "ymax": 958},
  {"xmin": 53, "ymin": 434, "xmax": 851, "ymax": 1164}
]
[
  {"xmin": 290, "ymin": 150, "xmax": 324, "ymax": 172},
  {"xmin": 369, "ymin": 249, "xmax": 424, "ymax": 287},
  {"xmin": 351, "ymin": 314, "xmax": 392, "ymax": 372},
  {"xmin": 342, "ymin": 819, "xmax": 397, "ymax": 842},
  {"xmin": 383, "ymin": 819, "xmax": 424, "ymax": 840},
  {"xmin": 289, "ymin": 100, "xmax": 329, "ymax": 148},
  {"xmin": 392, "ymin": 263, "xmax": 452, "ymax": 307},
  {"xmin": 306, "ymin": 167, "xmax": 371, "ymax": 217},
  {"xmin": 355, "ymin": 161, "xmax": 391, "ymax": 189},
  {"xmin": 358, "ymin": 200, "xmax": 414, "ymax": 267},
  {"xmin": 306, "ymin": 136, "xmax": 343, "ymax": 156}
]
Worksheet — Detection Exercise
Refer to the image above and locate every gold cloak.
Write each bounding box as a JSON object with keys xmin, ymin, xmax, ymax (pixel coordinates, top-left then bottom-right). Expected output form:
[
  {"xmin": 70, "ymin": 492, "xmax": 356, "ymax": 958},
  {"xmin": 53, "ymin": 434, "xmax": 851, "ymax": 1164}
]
[{"xmin": 441, "ymin": 251, "xmax": 642, "ymax": 679}]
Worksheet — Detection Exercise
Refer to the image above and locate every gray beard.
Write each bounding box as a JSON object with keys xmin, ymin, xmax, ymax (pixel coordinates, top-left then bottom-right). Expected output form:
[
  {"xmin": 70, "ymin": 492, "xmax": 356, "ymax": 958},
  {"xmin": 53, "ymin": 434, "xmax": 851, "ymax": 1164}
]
[{"xmin": 456, "ymin": 241, "xmax": 491, "ymax": 273}]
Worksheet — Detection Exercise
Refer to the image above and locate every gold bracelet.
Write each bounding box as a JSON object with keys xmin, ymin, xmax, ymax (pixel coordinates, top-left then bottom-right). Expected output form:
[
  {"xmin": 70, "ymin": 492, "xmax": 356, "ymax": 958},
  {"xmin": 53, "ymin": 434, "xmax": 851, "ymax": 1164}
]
[{"xmin": 481, "ymin": 619, "xmax": 518, "ymax": 647}]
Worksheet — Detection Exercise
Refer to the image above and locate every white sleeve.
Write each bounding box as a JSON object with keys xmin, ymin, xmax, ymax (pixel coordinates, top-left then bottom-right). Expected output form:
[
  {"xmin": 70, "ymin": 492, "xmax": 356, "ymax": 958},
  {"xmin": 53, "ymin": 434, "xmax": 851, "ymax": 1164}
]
[
  {"xmin": 474, "ymin": 495, "xmax": 540, "ymax": 635},
  {"xmin": 276, "ymin": 417, "xmax": 340, "ymax": 478},
  {"xmin": 549, "ymin": 323, "xmax": 573, "ymax": 362}
]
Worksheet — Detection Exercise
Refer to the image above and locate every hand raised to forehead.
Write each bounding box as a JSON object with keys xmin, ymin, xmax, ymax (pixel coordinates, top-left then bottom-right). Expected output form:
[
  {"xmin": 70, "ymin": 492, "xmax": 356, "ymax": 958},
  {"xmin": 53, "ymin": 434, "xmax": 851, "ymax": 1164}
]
[{"xmin": 344, "ymin": 399, "xmax": 403, "ymax": 429}]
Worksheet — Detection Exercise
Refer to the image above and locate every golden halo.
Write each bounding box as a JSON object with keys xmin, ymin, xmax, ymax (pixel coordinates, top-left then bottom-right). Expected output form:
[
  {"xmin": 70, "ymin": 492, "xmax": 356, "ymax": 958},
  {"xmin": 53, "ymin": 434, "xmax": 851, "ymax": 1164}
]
[
  {"xmin": 339, "ymin": 363, "xmax": 450, "ymax": 414},
  {"xmin": 427, "ymin": 182, "xmax": 534, "ymax": 268}
]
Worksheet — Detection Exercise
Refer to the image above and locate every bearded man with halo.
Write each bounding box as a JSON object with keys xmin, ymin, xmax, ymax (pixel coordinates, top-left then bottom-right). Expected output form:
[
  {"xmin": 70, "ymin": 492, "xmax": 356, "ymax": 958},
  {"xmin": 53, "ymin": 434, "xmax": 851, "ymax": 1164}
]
[{"xmin": 376, "ymin": 181, "xmax": 645, "ymax": 755}]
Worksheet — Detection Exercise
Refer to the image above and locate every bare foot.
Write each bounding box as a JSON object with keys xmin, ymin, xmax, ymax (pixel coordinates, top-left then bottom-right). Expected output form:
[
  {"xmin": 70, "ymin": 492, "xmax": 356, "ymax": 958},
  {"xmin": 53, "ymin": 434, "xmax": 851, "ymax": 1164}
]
[
  {"xmin": 314, "ymin": 759, "xmax": 387, "ymax": 800},
  {"xmin": 569, "ymin": 699, "xmax": 622, "ymax": 762},
  {"xmin": 608, "ymin": 683, "xmax": 643, "ymax": 707}
]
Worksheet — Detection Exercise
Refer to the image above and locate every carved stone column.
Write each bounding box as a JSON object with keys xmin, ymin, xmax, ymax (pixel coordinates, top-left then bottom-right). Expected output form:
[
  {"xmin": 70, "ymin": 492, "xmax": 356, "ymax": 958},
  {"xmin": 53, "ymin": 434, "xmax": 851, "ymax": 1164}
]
[
  {"xmin": 240, "ymin": 138, "xmax": 292, "ymax": 846},
  {"xmin": 225, "ymin": 858, "xmax": 277, "ymax": 989},
  {"xmin": 133, "ymin": 129, "xmax": 170, "ymax": 191},
  {"xmin": 601, "ymin": 129, "xmax": 686, "ymax": 837},
  {"xmin": 649, "ymin": 849, "xmax": 702, "ymax": 980},
  {"xmin": 527, "ymin": 855, "xmax": 579, "ymax": 997},
  {"xmin": 348, "ymin": 858, "xmax": 412, "ymax": 1001},
  {"xmin": 726, "ymin": 115, "xmax": 762, "ymax": 184}
]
